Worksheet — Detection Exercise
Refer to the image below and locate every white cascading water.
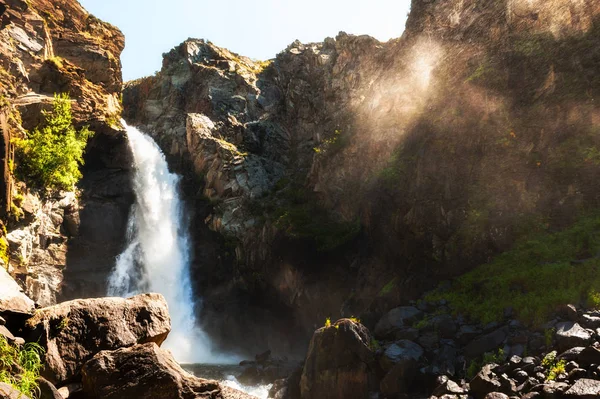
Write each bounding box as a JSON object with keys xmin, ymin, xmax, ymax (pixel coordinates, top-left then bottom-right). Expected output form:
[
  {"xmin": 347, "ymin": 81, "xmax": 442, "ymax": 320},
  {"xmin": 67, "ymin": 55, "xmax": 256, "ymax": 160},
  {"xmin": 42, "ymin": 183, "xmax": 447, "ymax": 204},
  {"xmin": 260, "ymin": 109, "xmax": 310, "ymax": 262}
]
[{"xmin": 107, "ymin": 120, "xmax": 224, "ymax": 364}]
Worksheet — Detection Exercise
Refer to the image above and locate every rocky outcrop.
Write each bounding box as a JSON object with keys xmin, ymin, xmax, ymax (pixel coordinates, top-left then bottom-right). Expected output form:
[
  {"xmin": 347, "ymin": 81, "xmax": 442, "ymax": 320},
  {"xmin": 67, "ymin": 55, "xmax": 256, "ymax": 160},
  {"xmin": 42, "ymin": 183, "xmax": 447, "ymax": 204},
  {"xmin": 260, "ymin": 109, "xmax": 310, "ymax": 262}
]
[
  {"xmin": 0, "ymin": 0, "xmax": 133, "ymax": 303},
  {"xmin": 25, "ymin": 293, "xmax": 170, "ymax": 384},
  {"xmin": 6, "ymin": 189, "xmax": 78, "ymax": 307},
  {"xmin": 81, "ymin": 342, "xmax": 222, "ymax": 399},
  {"xmin": 299, "ymin": 318, "xmax": 375, "ymax": 399},
  {"xmin": 0, "ymin": 266, "xmax": 34, "ymax": 315}
]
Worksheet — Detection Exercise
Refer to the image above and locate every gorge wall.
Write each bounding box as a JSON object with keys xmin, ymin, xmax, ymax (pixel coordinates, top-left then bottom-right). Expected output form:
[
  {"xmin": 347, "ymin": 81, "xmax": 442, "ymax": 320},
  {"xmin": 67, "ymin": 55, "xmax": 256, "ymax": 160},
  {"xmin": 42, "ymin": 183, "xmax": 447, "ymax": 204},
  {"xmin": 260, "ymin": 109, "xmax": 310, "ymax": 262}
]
[
  {"xmin": 0, "ymin": 0, "xmax": 132, "ymax": 305},
  {"xmin": 123, "ymin": 0, "xmax": 600, "ymax": 355}
]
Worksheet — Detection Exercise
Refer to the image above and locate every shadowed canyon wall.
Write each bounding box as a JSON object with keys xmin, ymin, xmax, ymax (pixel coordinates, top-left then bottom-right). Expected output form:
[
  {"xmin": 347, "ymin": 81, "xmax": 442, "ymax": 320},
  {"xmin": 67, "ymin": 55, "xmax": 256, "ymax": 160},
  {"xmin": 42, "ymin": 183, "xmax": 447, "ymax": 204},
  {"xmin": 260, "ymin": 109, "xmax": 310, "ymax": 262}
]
[{"xmin": 124, "ymin": 0, "xmax": 600, "ymax": 355}]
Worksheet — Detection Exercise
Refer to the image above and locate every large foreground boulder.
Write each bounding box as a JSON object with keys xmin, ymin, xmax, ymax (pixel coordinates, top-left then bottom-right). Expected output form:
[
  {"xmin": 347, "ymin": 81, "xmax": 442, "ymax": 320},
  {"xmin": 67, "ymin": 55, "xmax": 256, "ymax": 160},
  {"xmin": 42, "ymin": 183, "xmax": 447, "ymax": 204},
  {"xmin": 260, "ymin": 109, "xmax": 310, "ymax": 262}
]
[
  {"xmin": 82, "ymin": 342, "xmax": 222, "ymax": 399},
  {"xmin": 300, "ymin": 318, "xmax": 375, "ymax": 399},
  {"xmin": 25, "ymin": 293, "xmax": 171, "ymax": 384}
]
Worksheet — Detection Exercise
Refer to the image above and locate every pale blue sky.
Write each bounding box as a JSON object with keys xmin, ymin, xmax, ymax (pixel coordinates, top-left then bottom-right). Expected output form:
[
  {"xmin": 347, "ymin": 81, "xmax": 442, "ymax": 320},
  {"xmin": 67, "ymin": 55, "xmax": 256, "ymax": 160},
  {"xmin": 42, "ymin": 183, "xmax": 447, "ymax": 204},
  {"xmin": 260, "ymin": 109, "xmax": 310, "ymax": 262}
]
[{"xmin": 79, "ymin": 0, "xmax": 411, "ymax": 81}]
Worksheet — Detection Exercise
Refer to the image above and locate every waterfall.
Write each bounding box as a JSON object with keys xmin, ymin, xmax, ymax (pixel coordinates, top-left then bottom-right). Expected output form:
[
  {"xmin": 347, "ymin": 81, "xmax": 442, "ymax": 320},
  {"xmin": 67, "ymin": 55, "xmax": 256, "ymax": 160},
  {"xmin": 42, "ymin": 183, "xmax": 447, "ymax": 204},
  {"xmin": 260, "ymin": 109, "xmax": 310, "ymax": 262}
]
[{"xmin": 107, "ymin": 120, "xmax": 230, "ymax": 364}]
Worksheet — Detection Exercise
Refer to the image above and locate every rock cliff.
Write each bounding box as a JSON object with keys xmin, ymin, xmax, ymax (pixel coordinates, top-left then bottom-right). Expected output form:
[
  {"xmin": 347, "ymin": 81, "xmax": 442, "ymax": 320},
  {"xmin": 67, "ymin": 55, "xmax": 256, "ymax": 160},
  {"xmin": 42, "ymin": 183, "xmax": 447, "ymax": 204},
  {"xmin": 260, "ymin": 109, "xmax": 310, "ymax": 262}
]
[
  {"xmin": 124, "ymin": 0, "xmax": 600, "ymax": 355},
  {"xmin": 0, "ymin": 0, "xmax": 133, "ymax": 304}
]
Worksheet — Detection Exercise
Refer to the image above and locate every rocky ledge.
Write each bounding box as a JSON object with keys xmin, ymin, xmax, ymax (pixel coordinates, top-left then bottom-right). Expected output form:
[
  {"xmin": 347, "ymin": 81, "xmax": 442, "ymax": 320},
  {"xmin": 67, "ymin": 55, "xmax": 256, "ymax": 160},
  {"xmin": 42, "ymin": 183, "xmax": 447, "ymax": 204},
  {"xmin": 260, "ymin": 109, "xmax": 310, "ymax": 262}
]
[{"xmin": 0, "ymin": 286, "xmax": 254, "ymax": 399}]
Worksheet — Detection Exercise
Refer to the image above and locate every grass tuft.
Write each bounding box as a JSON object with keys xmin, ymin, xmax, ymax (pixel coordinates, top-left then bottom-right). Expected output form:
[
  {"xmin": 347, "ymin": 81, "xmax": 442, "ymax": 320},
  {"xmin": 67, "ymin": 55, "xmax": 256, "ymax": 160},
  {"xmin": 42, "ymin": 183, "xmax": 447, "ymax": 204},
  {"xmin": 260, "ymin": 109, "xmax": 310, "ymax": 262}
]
[{"xmin": 0, "ymin": 335, "xmax": 44, "ymax": 397}]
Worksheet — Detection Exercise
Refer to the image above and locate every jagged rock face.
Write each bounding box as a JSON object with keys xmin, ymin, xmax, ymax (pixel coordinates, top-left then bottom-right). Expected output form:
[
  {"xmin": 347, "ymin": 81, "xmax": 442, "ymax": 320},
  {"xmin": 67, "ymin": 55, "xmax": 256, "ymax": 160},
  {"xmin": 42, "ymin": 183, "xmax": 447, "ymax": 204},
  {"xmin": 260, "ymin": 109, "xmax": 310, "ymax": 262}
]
[
  {"xmin": 6, "ymin": 190, "xmax": 78, "ymax": 306},
  {"xmin": 124, "ymin": 1, "xmax": 600, "ymax": 355},
  {"xmin": 0, "ymin": 0, "xmax": 133, "ymax": 302}
]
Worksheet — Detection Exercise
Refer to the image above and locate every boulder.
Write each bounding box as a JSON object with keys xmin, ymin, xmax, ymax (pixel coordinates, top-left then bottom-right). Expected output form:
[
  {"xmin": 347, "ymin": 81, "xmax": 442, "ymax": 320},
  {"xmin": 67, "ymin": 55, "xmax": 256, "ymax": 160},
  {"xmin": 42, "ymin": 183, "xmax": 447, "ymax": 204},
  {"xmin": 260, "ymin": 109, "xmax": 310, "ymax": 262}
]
[
  {"xmin": 374, "ymin": 306, "xmax": 423, "ymax": 337},
  {"xmin": 0, "ymin": 382, "xmax": 30, "ymax": 399},
  {"xmin": 82, "ymin": 342, "xmax": 226, "ymax": 399},
  {"xmin": 380, "ymin": 360, "xmax": 420, "ymax": 397},
  {"xmin": 300, "ymin": 319, "xmax": 374, "ymax": 399},
  {"xmin": 37, "ymin": 377, "xmax": 62, "ymax": 399},
  {"xmin": 555, "ymin": 304, "xmax": 578, "ymax": 321},
  {"xmin": 0, "ymin": 267, "xmax": 35, "ymax": 315},
  {"xmin": 577, "ymin": 345, "xmax": 600, "ymax": 365},
  {"xmin": 379, "ymin": 340, "xmax": 424, "ymax": 371},
  {"xmin": 25, "ymin": 293, "xmax": 171, "ymax": 384},
  {"xmin": 433, "ymin": 379, "xmax": 467, "ymax": 396},
  {"xmin": 470, "ymin": 364, "xmax": 513, "ymax": 399},
  {"xmin": 484, "ymin": 393, "xmax": 509, "ymax": 399},
  {"xmin": 464, "ymin": 327, "xmax": 509, "ymax": 358},
  {"xmin": 555, "ymin": 322, "xmax": 593, "ymax": 352},
  {"xmin": 580, "ymin": 314, "xmax": 600, "ymax": 329},
  {"xmin": 564, "ymin": 378, "xmax": 600, "ymax": 398},
  {"xmin": 430, "ymin": 314, "xmax": 457, "ymax": 338}
]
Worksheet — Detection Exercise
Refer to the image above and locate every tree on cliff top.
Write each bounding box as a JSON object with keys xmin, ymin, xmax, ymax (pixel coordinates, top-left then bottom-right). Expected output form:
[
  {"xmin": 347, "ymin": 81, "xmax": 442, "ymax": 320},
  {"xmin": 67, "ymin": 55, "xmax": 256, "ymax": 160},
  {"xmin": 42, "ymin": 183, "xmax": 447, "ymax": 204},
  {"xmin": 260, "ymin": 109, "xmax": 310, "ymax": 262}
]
[{"xmin": 15, "ymin": 93, "xmax": 93, "ymax": 191}]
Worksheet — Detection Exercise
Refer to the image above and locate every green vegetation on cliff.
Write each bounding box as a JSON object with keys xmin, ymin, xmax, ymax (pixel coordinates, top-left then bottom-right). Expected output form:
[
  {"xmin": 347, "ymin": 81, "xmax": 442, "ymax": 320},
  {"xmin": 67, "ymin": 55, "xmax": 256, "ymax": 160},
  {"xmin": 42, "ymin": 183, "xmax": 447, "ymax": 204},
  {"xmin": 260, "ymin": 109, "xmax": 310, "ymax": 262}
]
[
  {"xmin": 428, "ymin": 212, "xmax": 600, "ymax": 325},
  {"xmin": 14, "ymin": 93, "xmax": 93, "ymax": 191},
  {"xmin": 0, "ymin": 335, "xmax": 44, "ymax": 397}
]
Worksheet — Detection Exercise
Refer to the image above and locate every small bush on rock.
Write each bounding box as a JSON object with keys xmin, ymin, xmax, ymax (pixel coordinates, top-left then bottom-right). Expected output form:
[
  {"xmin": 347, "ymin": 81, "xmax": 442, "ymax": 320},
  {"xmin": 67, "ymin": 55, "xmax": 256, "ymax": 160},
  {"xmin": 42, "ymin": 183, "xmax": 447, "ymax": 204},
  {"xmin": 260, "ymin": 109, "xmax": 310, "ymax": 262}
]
[{"xmin": 14, "ymin": 93, "xmax": 93, "ymax": 191}]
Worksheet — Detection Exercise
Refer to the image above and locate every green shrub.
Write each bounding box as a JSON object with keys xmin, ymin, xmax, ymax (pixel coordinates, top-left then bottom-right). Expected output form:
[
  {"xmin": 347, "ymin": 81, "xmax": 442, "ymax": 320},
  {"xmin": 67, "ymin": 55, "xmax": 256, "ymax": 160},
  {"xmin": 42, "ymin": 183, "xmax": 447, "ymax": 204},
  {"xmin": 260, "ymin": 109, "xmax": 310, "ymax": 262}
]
[
  {"xmin": 0, "ymin": 335, "xmax": 44, "ymax": 397},
  {"xmin": 14, "ymin": 93, "xmax": 93, "ymax": 190}
]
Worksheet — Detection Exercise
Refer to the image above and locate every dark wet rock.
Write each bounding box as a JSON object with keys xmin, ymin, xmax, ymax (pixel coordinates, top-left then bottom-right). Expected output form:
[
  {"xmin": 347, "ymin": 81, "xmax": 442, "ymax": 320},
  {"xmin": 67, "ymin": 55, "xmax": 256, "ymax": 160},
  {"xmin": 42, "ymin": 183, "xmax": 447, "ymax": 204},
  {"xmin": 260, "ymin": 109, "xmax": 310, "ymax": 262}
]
[
  {"xmin": 555, "ymin": 322, "xmax": 593, "ymax": 352},
  {"xmin": 374, "ymin": 306, "xmax": 423, "ymax": 338},
  {"xmin": 25, "ymin": 293, "xmax": 171, "ymax": 385},
  {"xmin": 300, "ymin": 319, "xmax": 374, "ymax": 399},
  {"xmin": 464, "ymin": 327, "xmax": 509, "ymax": 358}
]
